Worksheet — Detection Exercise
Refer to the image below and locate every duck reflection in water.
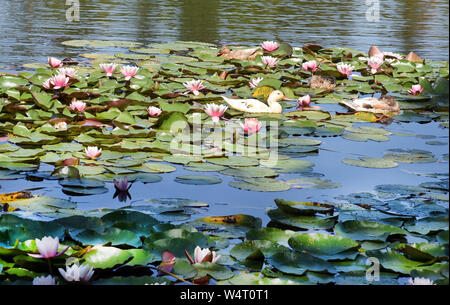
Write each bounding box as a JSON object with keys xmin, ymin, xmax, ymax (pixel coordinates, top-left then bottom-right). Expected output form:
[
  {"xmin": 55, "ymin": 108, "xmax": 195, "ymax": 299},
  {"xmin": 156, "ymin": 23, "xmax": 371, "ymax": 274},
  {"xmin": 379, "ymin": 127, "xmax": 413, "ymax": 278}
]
[{"xmin": 113, "ymin": 177, "xmax": 132, "ymax": 202}]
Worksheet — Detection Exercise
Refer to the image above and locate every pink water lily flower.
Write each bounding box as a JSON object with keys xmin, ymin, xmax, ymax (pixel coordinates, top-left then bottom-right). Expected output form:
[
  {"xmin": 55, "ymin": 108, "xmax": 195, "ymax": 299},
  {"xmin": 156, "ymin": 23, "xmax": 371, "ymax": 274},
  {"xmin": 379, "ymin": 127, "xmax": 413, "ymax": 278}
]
[
  {"xmin": 337, "ymin": 63, "xmax": 355, "ymax": 77},
  {"xmin": 368, "ymin": 56, "xmax": 384, "ymax": 74},
  {"xmin": 85, "ymin": 146, "xmax": 102, "ymax": 159},
  {"xmin": 48, "ymin": 57, "xmax": 63, "ymax": 68},
  {"xmin": 113, "ymin": 177, "xmax": 131, "ymax": 192},
  {"xmin": 100, "ymin": 63, "xmax": 118, "ymax": 77},
  {"xmin": 297, "ymin": 95, "xmax": 311, "ymax": 108},
  {"xmin": 261, "ymin": 56, "xmax": 279, "ymax": 67},
  {"xmin": 408, "ymin": 84, "xmax": 423, "ymax": 95},
  {"xmin": 50, "ymin": 73, "xmax": 70, "ymax": 90},
  {"xmin": 28, "ymin": 236, "xmax": 69, "ymax": 259},
  {"xmin": 194, "ymin": 246, "xmax": 221, "ymax": 264},
  {"xmin": 120, "ymin": 65, "xmax": 140, "ymax": 80},
  {"xmin": 302, "ymin": 60, "xmax": 318, "ymax": 73},
  {"xmin": 261, "ymin": 41, "xmax": 279, "ymax": 52},
  {"xmin": 240, "ymin": 118, "xmax": 263, "ymax": 134},
  {"xmin": 42, "ymin": 79, "xmax": 52, "ymax": 89},
  {"xmin": 69, "ymin": 99, "xmax": 87, "ymax": 113},
  {"xmin": 204, "ymin": 103, "xmax": 228, "ymax": 123},
  {"xmin": 408, "ymin": 277, "xmax": 435, "ymax": 285},
  {"xmin": 183, "ymin": 79, "xmax": 206, "ymax": 96},
  {"xmin": 57, "ymin": 67, "xmax": 77, "ymax": 78},
  {"xmin": 147, "ymin": 106, "xmax": 162, "ymax": 117},
  {"xmin": 59, "ymin": 263, "xmax": 94, "ymax": 282},
  {"xmin": 33, "ymin": 275, "xmax": 57, "ymax": 285},
  {"xmin": 159, "ymin": 251, "xmax": 176, "ymax": 275},
  {"xmin": 249, "ymin": 77, "xmax": 264, "ymax": 89}
]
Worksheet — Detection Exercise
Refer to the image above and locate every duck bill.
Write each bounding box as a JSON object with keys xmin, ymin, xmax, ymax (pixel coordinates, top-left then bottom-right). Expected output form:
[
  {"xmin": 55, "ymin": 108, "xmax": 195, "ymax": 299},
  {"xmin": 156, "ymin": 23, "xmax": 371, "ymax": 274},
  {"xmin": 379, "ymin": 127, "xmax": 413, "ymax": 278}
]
[{"xmin": 282, "ymin": 96, "xmax": 292, "ymax": 101}]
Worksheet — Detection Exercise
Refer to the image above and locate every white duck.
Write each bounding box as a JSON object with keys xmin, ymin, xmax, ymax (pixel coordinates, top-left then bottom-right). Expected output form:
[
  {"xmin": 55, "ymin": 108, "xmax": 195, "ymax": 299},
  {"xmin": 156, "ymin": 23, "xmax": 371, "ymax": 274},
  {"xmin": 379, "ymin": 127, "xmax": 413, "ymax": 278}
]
[{"xmin": 221, "ymin": 90, "xmax": 290, "ymax": 114}]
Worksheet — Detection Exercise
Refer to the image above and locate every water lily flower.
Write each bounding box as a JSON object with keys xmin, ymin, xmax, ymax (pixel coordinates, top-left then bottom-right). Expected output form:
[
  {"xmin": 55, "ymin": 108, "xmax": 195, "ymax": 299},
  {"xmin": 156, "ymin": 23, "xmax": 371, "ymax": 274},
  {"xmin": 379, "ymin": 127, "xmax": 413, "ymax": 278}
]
[
  {"xmin": 368, "ymin": 56, "xmax": 384, "ymax": 74},
  {"xmin": 297, "ymin": 95, "xmax": 311, "ymax": 108},
  {"xmin": 194, "ymin": 246, "xmax": 221, "ymax": 264},
  {"xmin": 240, "ymin": 118, "xmax": 263, "ymax": 134},
  {"xmin": 249, "ymin": 77, "xmax": 264, "ymax": 89},
  {"xmin": 147, "ymin": 106, "xmax": 162, "ymax": 117},
  {"xmin": 57, "ymin": 67, "xmax": 77, "ymax": 78},
  {"xmin": 42, "ymin": 79, "xmax": 52, "ymax": 89},
  {"xmin": 33, "ymin": 275, "xmax": 57, "ymax": 285},
  {"xmin": 302, "ymin": 60, "xmax": 318, "ymax": 73},
  {"xmin": 28, "ymin": 236, "xmax": 69, "ymax": 259},
  {"xmin": 261, "ymin": 41, "xmax": 279, "ymax": 52},
  {"xmin": 261, "ymin": 56, "xmax": 279, "ymax": 67},
  {"xmin": 383, "ymin": 52, "xmax": 403, "ymax": 60},
  {"xmin": 204, "ymin": 103, "xmax": 228, "ymax": 123},
  {"xmin": 84, "ymin": 146, "xmax": 102, "ymax": 159},
  {"xmin": 69, "ymin": 99, "xmax": 87, "ymax": 113},
  {"xmin": 48, "ymin": 57, "xmax": 63, "ymax": 68},
  {"xmin": 54, "ymin": 121, "xmax": 68, "ymax": 130},
  {"xmin": 50, "ymin": 73, "xmax": 70, "ymax": 90},
  {"xmin": 337, "ymin": 63, "xmax": 355, "ymax": 77},
  {"xmin": 159, "ymin": 251, "xmax": 176, "ymax": 275},
  {"xmin": 120, "ymin": 65, "xmax": 140, "ymax": 80},
  {"xmin": 408, "ymin": 84, "xmax": 423, "ymax": 95},
  {"xmin": 408, "ymin": 277, "xmax": 435, "ymax": 285},
  {"xmin": 59, "ymin": 263, "xmax": 94, "ymax": 282},
  {"xmin": 113, "ymin": 177, "xmax": 131, "ymax": 192},
  {"xmin": 183, "ymin": 79, "xmax": 206, "ymax": 96},
  {"xmin": 100, "ymin": 63, "xmax": 118, "ymax": 77}
]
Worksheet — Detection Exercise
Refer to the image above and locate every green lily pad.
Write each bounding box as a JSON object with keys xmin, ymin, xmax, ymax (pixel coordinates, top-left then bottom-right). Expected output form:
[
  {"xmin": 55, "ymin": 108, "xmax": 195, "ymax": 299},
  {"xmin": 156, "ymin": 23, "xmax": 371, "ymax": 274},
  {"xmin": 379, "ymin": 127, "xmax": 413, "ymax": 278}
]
[
  {"xmin": 342, "ymin": 157, "xmax": 398, "ymax": 168},
  {"xmin": 174, "ymin": 175, "xmax": 222, "ymax": 185},
  {"xmin": 335, "ymin": 220, "xmax": 407, "ymax": 242}
]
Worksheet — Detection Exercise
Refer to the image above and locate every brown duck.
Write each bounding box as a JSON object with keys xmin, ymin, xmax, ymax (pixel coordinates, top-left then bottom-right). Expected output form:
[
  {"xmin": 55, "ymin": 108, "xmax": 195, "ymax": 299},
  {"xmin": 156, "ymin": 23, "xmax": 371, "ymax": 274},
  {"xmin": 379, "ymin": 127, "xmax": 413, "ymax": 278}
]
[
  {"xmin": 310, "ymin": 75, "xmax": 336, "ymax": 91},
  {"xmin": 217, "ymin": 46, "xmax": 262, "ymax": 60},
  {"xmin": 340, "ymin": 95, "xmax": 400, "ymax": 115}
]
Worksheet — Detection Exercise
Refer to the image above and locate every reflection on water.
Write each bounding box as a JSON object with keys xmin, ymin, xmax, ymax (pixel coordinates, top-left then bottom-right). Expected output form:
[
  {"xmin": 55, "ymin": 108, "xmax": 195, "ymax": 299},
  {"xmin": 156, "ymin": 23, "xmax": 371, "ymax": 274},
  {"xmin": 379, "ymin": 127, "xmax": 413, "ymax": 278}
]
[{"xmin": 0, "ymin": 0, "xmax": 448, "ymax": 68}]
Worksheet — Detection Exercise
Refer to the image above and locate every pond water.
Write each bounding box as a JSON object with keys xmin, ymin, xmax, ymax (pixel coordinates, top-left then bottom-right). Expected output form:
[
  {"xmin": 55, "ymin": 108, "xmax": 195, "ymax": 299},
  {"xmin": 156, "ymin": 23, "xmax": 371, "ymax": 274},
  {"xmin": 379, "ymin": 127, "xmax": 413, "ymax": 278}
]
[{"xmin": 0, "ymin": 0, "xmax": 449, "ymax": 69}]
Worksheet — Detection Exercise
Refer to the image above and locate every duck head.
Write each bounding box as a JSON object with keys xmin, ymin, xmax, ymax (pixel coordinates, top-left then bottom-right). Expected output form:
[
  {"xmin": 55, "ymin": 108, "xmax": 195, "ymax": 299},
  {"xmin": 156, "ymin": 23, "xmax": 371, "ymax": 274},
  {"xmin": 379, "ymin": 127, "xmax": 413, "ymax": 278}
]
[
  {"xmin": 268, "ymin": 90, "xmax": 291, "ymax": 103},
  {"xmin": 217, "ymin": 46, "xmax": 231, "ymax": 57}
]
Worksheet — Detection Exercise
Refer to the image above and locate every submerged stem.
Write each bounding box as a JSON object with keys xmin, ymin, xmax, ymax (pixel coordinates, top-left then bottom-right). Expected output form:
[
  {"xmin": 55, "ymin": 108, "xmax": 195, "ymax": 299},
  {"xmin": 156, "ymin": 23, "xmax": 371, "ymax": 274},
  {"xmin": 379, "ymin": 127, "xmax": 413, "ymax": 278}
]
[{"xmin": 148, "ymin": 265, "xmax": 196, "ymax": 285}]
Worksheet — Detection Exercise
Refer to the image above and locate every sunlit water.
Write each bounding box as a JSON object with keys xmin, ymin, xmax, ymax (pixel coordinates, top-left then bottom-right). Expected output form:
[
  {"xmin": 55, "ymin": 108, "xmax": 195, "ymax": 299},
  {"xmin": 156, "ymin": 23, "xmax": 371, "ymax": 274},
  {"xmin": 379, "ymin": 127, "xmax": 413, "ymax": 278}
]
[
  {"xmin": 0, "ymin": 0, "xmax": 448, "ymax": 69},
  {"xmin": 0, "ymin": 0, "xmax": 448, "ymax": 225}
]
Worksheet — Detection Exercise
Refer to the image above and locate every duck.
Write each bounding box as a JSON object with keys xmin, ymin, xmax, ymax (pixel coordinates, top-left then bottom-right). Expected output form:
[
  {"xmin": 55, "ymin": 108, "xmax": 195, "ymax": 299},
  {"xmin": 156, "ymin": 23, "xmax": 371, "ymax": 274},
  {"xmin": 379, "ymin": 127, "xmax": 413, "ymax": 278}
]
[
  {"xmin": 340, "ymin": 95, "xmax": 400, "ymax": 115},
  {"xmin": 221, "ymin": 90, "xmax": 290, "ymax": 114},
  {"xmin": 310, "ymin": 75, "xmax": 336, "ymax": 91},
  {"xmin": 217, "ymin": 46, "xmax": 262, "ymax": 60}
]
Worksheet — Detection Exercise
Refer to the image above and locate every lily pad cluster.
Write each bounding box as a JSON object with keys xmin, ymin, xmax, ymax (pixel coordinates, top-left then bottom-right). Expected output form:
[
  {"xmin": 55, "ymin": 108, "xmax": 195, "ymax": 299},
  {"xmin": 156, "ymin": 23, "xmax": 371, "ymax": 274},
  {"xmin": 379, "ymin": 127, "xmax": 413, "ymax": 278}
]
[
  {"xmin": 0, "ymin": 177, "xmax": 448, "ymax": 285},
  {"xmin": 0, "ymin": 40, "xmax": 448, "ymax": 195}
]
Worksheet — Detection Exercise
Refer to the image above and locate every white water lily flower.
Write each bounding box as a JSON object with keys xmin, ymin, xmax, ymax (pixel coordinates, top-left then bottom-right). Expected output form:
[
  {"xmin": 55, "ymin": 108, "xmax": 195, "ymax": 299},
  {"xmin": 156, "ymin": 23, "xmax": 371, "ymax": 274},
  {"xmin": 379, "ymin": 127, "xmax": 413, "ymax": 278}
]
[
  {"xmin": 249, "ymin": 77, "xmax": 264, "ymax": 89},
  {"xmin": 57, "ymin": 67, "xmax": 77, "ymax": 78},
  {"xmin": 59, "ymin": 263, "xmax": 94, "ymax": 282},
  {"xmin": 54, "ymin": 121, "xmax": 68, "ymax": 130},
  {"xmin": 408, "ymin": 277, "xmax": 436, "ymax": 285},
  {"xmin": 28, "ymin": 236, "xmax": 69, "ymax": 259},
  {"xmin": 194, "ymin": 246, "xmax": 221, "ymax": 264},
  {"xmin": 33, "ymin": 275, "xmax": 57, "ymax": 285},
  {"xmin": 84, "ymin": 146, "xmax": 102, "ymax": 159},
  {"xmin": 383, "ymin": 52, "xmax": 403, "ymax": 60}
]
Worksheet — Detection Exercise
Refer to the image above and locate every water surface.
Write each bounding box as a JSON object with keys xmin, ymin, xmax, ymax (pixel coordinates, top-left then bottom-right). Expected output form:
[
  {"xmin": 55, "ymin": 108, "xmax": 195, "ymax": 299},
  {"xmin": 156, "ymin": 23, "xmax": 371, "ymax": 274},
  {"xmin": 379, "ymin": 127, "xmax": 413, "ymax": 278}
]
[{"xmin": 0, "ymin": 0, "xmax": 448, "ymax": 69}]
